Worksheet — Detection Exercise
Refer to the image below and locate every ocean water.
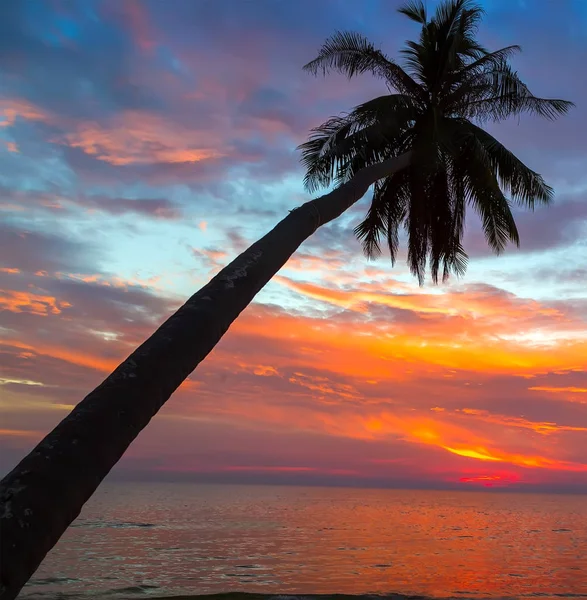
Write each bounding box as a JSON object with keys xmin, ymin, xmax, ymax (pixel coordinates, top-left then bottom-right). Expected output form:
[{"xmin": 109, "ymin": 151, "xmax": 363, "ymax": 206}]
[{"xmin": 21, "ymin": 482, "xmax": 587, "ymax": 600}]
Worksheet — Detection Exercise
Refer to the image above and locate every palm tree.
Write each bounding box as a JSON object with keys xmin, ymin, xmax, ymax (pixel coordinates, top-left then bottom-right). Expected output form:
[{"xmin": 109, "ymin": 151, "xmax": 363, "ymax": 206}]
[
  {"xmin": 0, "ymin": 1, "xmax": 572, "ymax": 597},
  {"xmin": 300, "ymin": 0, "xmax": 572, "ymax": 283}
]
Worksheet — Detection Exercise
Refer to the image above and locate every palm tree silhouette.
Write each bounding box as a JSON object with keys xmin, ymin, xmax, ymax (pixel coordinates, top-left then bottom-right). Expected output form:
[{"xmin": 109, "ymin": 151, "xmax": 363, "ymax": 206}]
[
  {"xmin": 300, "ymin": 0, "xmax": 571, "ymax": 283},
  {"xmin": 0, "ymin": 1, "xmax": 572, "ymax": 597}
]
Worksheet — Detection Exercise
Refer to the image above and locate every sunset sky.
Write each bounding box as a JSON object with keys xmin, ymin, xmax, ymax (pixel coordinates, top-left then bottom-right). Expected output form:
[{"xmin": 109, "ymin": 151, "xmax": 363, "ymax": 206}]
[{"xmin": 1, "ymin": 0, "xmax": 586, "ymax": 493}]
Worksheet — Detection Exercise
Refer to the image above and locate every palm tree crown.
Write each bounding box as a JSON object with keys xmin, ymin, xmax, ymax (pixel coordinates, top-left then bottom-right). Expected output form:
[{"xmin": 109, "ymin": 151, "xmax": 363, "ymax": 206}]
[{"xmin": 299, "ymin": 0, "xmax": 573, "ymax": 283}]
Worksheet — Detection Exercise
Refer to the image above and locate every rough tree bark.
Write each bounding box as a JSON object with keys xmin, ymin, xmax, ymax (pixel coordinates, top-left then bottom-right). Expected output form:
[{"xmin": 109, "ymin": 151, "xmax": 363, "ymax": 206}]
[{"xmin": 0, "ymin": 152, "xmax": 411, "ymax": 600}]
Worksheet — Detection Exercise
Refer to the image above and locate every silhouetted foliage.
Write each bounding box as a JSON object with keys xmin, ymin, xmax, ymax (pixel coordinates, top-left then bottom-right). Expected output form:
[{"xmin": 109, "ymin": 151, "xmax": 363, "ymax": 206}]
[{"xmin": 300, "ymin": 0, "xmax": 573, "ymax": 283}]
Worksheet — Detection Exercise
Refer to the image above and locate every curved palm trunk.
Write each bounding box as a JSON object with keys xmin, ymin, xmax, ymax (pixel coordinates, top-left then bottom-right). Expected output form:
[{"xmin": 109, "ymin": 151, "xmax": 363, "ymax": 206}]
[{"xmin": 0, "ymin": 152, "xmax": 410, "ymax": 600}]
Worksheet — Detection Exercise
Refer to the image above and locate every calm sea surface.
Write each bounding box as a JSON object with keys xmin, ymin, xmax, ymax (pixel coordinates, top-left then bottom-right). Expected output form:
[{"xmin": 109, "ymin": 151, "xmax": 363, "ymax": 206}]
[{"xmin": 22, "ymin": 482, "xmax": 587, "ymax": 600}]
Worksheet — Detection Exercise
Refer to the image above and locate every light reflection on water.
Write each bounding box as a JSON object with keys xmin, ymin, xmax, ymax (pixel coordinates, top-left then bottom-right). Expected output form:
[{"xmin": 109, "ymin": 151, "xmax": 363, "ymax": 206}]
[{"xmin": 22, "ymin": 483, "xmax": 587, "ymax": 600}]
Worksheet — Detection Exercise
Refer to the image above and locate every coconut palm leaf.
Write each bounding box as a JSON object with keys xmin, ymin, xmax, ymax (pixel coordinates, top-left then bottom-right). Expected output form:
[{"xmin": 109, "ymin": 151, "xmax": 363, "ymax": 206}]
[
  {"xmin": 299, "ymin": 94, "xmax": 418, "ymax": 192},
  {"xmin": 303, "ymin": 31, "xmax": 426, "ymax": 101}
]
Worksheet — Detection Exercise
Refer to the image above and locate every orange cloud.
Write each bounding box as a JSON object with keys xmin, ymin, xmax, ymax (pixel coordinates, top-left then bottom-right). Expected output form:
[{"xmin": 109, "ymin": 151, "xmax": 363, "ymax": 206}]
[
  {"xmin": 2, "ymin": 267, "xmax": 585, "ymax": 485},
  {"xmin": 444, "ymin": 445, "xmax": 587, "ymax": 471},
  {"xmin": 530, "ymin": 386, "xmax": 587, "ymax": 394},
  {"xmin": 444, "ymin": 447, "xmax": 501, "ymax": 461},
  {"xmin": 0, "ymin": 98, "xmax": 51, "ymax": 128},
  {"xmin": 283, "ymin": 251, "xmax": 345, "ymax": 273},
  {"xmin": 276, "ymin": 276, "xmax": 566, "ymax": 322},
  {"xmin": 0, "ymin": 290, "xmax": 71, "ymax": 316},
  {"xmin": 297, "ymin": 408, "xmax": 587, "ymax": 474},
  {"xmin": 253, "ymin": 365, "xmax": 279, "ymax": 377},
  {"xmin": 3, "ymin": 340, "xmax": 118, "ymax": 374},
  {"xmin": 0, "ymin": 428, "xmax": 43, "ymax": 438},
  {"xmin": 458, "ymin": 407, "xmax": 587, "ymax": 434},
  {"xmin": 288, "ymin": 372, "xmax": 359, "ymax": 401},
  {"xmin": 57, "ymin": 111, "xmax": 227, "ymax": 166},
  {"xmin": 274, "ymin": 275, "xmax": 415, "ymax": 313},
  {"xmin": 528, "ymin": 386, "xmax": 587, "ymax": 406},
  {"xmin": 270, "ymin": 277, "xmax": 586, "ymax": 375}
]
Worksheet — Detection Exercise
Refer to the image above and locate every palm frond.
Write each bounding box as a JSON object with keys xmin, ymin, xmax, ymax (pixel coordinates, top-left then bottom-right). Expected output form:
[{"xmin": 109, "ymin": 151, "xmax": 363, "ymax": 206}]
[
  {"xmin": 406, "ymin": 168, "xmax": 430, "ymax": 284},
  {"xmin": 298, "ymin": 95, "xmax": 417, "ymax": 192},
  {"xmin": 351, "ymin": 93, "xmax": 419, "ymax": 127},
  {"xmin": 440, "ymin": 117, "xmax": 520, "ymax": 252},
  {"xmin": 412, "ymin": 0, "xmax": 486, "ymax": 90},
  {"xmin": 427, "ymin": 164, "xmax": 453, "ymax": 282},
  {"xmin": 447, "ymin": 60, "xmax": 574, "ymax": 121},
  {"xmin": 354, "ymin": 172, "xmax": 409, "ymax": 261},
  {"xmin": 400, "ymin": 40, "xmax": 428, "ymax": 83},
  {"xmin": 303, "ymin": 31, "xmax": 392, "ymax": 79},
  {"xmin": 444, "ymin": 160, "xmax": 469, "ymax": 280},
  {"xmin": 304, "ymin": 31, "xmax": 426, "ymax": 100},
  {"xmin": 398, "ymin": 0, "xmax": 427, "ymax": 24},
  {"xmin": 465, "ymin": 92, "xmax": 574, "ymax": 122},
  {"xmin": 353, "ymin": 180, "xmax": 388, "ymax": 259},
  {"xmin": 457, "ymin": 144, "xmax": 519, "ymax": 253},
  {"xmin": 433, "ymin": 0, "xmax": 484, "ymax": 36},
  {"xmin": 448, "ymin": 45, "xmax": 521, "ymax": 82},
  {"xmin": 460, "ymin": 120, "xmax": 554, "ymax": 206},
  {"xmin": 298, "ymin": 115, "xmax": 355, "ymax": 193},
  {"xmin": 439, "ymin": 45, "xmax": 518, "ymax": 102},
  {"xmin": 469, "ymin": 181, "xmax": 520, "ymax": 254}
]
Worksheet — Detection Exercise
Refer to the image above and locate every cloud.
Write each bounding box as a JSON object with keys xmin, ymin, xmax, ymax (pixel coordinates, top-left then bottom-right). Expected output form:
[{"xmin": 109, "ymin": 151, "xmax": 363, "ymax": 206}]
[
  {"xmin": 0, "ymin": 289, "xmax": 71, "ymax": 316},
  {"xmin": 0, "ymin": 98, "xmax": 52, "ymax": 128},
  {"xmin": 103, "ymin": 0, "xmax": 157, "ymax": 54},
  {"xmin": 56, "ymin": 110, "xmax": 227, "ymax": 166},
  {"xmin": 5, "ymin": 245, "xmax": 585, "ymax": 480},
  {"xmin": 0, "ymin": 223, "xmax": 99, "ymax": 274},
  {"xmin": 1, "ymin": 0, "xmax": 586, "ymax": 491},
  {"xmin": 1, "ymin": 186, "xmax": 181, "ymax": 219}
]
